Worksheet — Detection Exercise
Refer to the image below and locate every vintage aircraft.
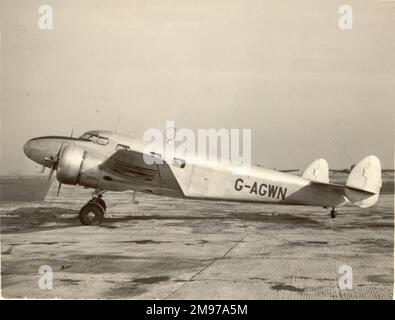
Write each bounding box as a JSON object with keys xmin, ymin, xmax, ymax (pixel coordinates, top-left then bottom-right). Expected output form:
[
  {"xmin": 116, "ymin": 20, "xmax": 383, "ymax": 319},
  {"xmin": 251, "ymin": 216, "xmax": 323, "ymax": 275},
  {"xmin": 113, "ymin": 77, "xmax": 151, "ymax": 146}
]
[{"xmin": 23, "ymin": 130, "xmax": 382, "ymax": 225}]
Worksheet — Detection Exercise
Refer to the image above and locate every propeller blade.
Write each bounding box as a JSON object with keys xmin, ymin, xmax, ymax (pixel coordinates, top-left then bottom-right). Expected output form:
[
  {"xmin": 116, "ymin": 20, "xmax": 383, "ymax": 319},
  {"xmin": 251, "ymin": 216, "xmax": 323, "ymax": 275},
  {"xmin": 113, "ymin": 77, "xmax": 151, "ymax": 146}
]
[
  {"xmin": 70, "ymin": 129, "xmax": 74, "ymax": 138},
  {"xmin": 48, "ymin": 166, "xmax": 55, "ymax": 181},
  {"xmin": 47, "ymin": 144, "xmax": 64, "ymax": 182},
  {"xmin": 56, "ymin": 183, "xmax": 62, "ymax": 197},
  {"xmin": 56, "ymin": 143, "xmax": 64, "ymax": 158}
]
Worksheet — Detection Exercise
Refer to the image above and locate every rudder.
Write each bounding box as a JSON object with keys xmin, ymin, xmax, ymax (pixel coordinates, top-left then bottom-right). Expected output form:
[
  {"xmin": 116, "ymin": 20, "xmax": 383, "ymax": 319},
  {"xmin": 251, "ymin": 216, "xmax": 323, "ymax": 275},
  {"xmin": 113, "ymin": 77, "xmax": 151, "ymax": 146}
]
[
  {"xmin": 302, "ymin": 158, "xmax": 329, "ymax": 183},
  {"xmin": 345, "ymin": 155, "xmax": 382, "ymax": 208}
]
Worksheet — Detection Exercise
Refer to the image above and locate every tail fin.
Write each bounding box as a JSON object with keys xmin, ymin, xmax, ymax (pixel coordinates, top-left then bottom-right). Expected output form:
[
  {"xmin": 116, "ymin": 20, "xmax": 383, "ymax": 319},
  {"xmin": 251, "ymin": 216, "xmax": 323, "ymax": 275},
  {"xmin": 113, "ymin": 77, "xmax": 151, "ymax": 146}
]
[
  {"xmin": 345, "ymin": 155, "xmax": 382, "ymax": 208},
  {"xmin": 302, "ymin": 159, "xmax": 329, "ymax": 183}
]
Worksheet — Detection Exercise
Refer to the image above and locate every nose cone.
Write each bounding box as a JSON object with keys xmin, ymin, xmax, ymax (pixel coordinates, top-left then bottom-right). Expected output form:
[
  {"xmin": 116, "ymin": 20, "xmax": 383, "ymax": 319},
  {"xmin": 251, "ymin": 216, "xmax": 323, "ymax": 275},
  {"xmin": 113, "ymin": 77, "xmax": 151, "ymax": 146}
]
[
  {"xmin": 23, "ymin": 139, "xmax": 34, "ymax": 160},
  {"xmin": 23, "ymin": 138, "xmax": 47, "ymax": 165},
  {"xmin": 23, "ymin": 137, "xmax": 67, "ymax": 166}
]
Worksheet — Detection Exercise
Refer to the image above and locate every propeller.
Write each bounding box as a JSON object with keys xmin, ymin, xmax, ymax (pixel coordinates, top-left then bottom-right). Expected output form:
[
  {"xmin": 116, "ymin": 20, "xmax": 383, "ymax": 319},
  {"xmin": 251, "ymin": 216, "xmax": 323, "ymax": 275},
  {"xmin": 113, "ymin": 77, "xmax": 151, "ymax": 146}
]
[
  {"xmin": 45, "ymin": 130, "xmax": 74, "ymax": 197},
  {"xmin": 47, "ymin": 144, "xmax": 63, "ymax": 181},
  {"xmin": 45, "ymin": 143, "xmax": 64, "ymax": 197},
  {"xmin": 47, "ymin": 165, "xmax": 55, "ymax": 181},
  {"xmin": 56, "ymin": 181, "xmax": 62, "ymax": 197}
]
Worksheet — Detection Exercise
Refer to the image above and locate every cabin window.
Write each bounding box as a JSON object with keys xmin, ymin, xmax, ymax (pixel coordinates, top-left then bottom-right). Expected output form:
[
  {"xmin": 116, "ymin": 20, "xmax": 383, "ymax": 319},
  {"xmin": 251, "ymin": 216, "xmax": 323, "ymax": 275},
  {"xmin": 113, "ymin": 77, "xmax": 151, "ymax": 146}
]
[
  {"xmin": 148, "ymin": 152, "xmax": 163, "ymax": 164},
  {"xmin": 173, "ymin": 157, "xmax": 186, "ymax": 169},
  {"xmin": 116, "ymin": 144, "xmax": 130, "ymax": 151},
  {"xmin": 150, "ymin": 152, "xmax": 162, "ymax": 159},
  {"xmin": 79, "ymin": 133, "xmax": 109, "ymax": 146}
]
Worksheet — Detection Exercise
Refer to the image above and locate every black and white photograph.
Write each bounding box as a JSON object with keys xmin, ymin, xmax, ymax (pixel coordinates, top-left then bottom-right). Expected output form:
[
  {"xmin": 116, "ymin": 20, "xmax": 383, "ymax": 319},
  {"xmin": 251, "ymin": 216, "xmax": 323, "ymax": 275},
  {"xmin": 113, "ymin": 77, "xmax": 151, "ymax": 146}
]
[{"xmin": 0, "ymin": 0, "xmax": 394, "ymax": 305}]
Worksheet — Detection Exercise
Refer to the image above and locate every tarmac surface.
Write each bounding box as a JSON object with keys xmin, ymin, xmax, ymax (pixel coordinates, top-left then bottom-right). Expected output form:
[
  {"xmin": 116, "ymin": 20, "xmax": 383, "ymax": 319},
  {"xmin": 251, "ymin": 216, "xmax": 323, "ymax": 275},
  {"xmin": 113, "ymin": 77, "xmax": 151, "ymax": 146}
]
[{"xmin": 1, "ymin": 178, "xmax": 394, "ymax": 299}]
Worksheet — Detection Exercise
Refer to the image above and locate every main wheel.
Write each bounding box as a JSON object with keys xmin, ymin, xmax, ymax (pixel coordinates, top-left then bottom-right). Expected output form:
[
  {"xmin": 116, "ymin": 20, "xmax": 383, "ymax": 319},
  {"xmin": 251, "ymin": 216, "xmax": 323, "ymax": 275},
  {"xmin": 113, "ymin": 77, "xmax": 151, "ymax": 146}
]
[
  {"xmin": 88, "ymin": 198, "xmax": 106, "ymax": 211},
  {"xmin": 79, "ymin": 203, "xmax": 104, "ymax": 225},
  {"xmin": 330, "ymin": 209, "xmax": 336, "ymax": 219}
]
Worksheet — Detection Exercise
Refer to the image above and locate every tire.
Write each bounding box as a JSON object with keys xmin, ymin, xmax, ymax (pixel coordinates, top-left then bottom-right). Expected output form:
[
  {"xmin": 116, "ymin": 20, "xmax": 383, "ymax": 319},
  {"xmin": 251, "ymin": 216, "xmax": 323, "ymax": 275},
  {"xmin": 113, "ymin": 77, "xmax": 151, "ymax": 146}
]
[
  {"xmin": 88, "ymin": 198, "xmax": 106, "ymax": 211},
  {"xmin": 79, "ymin": 203, "xmax": 104, "ymax": 225},
  {"xmin": 330, "ymin": 210, "xmax": 336, "ymax": 219}
]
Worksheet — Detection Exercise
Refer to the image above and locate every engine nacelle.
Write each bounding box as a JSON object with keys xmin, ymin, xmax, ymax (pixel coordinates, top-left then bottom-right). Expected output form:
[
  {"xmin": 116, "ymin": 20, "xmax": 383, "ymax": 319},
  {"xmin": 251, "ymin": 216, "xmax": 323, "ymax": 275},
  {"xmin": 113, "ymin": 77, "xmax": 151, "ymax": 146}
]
[
  {"xmin": 56, "ymin": 145, "xmax": 102, "ymax": 189},
  {"xmin": 57, "ymin": 145, "xmax": 84, "ymax": 185}
]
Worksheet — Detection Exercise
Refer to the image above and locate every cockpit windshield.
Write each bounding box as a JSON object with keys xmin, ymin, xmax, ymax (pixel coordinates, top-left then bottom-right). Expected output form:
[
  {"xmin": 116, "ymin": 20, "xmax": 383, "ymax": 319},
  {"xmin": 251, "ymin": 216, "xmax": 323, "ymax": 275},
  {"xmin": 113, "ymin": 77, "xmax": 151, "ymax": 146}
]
[{"xmin": 79, "ymin": 133, "xmax": 109, "ymax": 146}]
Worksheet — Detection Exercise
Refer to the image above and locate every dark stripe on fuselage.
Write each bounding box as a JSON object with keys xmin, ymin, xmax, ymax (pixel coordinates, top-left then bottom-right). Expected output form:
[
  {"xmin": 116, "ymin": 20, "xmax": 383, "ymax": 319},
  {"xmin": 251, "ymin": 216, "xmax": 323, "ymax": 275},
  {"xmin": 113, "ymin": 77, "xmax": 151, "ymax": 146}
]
[
  {"xmin": 28, "ymin": 136, "xmax": 91, "ymax": 142},
  {"xmin": 114, "ymin": 159, "xmax": 158, "ymax": 174},
  {"xmin": 112, "ymin": 168, "xmax": 157, "ymax": 182},
  {"xmin": 112, "ymin": 159, "xmax": 159, "ymax": 181},
  {"xmin": 113, "ymin": 159, "xmax": 158, "ymax": 175}
]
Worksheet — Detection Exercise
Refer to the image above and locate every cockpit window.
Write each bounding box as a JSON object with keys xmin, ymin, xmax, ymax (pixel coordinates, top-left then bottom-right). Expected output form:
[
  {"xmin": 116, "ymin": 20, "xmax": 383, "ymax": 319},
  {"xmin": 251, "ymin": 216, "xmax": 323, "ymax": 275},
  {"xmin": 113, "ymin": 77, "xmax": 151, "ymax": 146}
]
[
  {"xmin": 173, "ymin": 157, "xmax": 186, "ymax": 169},
  {"xmin": 116, "ymin": 144, "xmax": 130, "ymax": 151},
  {"xmin": 79, "ymin": 133, "xmax": 109, "ymax": 146}
]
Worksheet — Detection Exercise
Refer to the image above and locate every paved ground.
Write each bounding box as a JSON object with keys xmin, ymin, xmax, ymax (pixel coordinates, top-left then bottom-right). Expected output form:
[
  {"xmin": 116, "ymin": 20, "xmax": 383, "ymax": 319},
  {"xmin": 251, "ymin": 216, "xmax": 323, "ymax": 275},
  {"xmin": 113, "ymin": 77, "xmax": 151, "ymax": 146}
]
[{"xmin": 1, "ymin": 180, "xmax": 394, "ymax": 299}]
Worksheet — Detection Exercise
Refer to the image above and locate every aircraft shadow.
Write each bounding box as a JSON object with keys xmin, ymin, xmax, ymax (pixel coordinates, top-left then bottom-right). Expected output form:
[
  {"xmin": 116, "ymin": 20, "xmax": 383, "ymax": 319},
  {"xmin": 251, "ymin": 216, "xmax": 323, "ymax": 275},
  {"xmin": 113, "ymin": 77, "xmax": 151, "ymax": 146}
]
[
  {"xmin": 104, "ymin": 212, "xmax": 322, "ymax": 227},
  {"xmin": 1, "ymin": 205, "xmax": 322, "ymax": 234},
  {"xmin": 1, "ymin": 206, "xmax": 81, "ymax": 234}
]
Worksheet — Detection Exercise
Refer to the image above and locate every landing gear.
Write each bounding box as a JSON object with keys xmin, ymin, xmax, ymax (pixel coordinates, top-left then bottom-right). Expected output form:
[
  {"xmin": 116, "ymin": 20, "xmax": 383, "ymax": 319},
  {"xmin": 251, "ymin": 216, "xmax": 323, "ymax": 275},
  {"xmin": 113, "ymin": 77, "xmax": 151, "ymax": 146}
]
[
  {"xmin": 330, "ymin": 207, "xmax": 337, "ymax": 219},
  {"xmin": 79, "ymin": 203, "xmax": 104, "ymax": 225},
  {"xmin": 88, "ymin": 195, "xmax": 106, "ymax": 211},
  {"xmin": 132, "ymin": 190, "xmax": 139, "ymax": 205},
  {"xmin": 79, "ymin": 190, "xmax": 107, "ymax": 225}
]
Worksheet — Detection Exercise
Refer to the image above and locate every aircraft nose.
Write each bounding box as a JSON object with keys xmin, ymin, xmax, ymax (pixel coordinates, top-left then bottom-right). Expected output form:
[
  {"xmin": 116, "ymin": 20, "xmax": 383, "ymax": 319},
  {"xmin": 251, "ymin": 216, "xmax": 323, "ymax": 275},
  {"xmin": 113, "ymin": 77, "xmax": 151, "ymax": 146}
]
[
  {"xmin": 23, "ymin": 137, "xmax": 65, "ymax": 166},
  {"xmin": 23, "ymin": 138, "xmax": 46, "ymax": 165},
  {"xmin": 23, "ymin": 139, "xmax": 33, "ymax": 159}
]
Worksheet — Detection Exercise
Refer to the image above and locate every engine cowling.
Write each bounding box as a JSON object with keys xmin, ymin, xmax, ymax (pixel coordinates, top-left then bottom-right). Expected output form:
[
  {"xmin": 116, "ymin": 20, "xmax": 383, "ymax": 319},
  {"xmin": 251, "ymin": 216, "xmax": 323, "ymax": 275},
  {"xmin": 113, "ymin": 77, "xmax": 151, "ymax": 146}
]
[
  {"xmin": 56, "ymin": 145, "xmax": 102, "ymax": 189},
  {"xmin": 56, "ymin": 145, "xmax": 84, "ymax": 185}
]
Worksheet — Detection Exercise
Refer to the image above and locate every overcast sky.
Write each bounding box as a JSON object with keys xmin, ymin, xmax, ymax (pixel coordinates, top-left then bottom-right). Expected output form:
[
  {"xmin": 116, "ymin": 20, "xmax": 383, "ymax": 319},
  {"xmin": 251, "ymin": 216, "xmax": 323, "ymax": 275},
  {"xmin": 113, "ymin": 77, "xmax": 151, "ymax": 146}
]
[{"xmin": 1, "ymin": 0, "xmax": 394, "ymax": 175}]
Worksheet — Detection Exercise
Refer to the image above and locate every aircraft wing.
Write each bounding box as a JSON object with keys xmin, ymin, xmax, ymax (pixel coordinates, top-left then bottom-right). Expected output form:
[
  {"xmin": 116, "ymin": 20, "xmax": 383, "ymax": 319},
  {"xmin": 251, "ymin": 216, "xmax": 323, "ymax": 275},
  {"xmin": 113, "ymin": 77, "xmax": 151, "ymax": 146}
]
[
  {"xmin": 99, "ymin": 149, "xmax": 184, "ymax": 196},
  {"xmin": 100, "ymin": 150, "xmax": 162, "ymax": 183}
]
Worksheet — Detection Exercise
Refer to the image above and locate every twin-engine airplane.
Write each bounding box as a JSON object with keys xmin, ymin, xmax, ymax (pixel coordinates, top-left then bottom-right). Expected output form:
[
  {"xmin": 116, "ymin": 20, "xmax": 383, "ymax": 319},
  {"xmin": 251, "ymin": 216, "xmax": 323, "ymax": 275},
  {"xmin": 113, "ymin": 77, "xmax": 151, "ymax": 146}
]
[{"xmin": 23, "ymin": 130, "xmax": 382, "ymax": 225}]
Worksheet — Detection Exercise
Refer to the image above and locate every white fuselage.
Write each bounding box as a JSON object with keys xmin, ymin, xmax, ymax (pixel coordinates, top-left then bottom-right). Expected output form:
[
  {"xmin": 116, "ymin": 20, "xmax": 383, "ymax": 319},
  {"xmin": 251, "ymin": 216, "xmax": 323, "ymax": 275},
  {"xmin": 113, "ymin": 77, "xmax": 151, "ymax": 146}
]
[
  {"xmin": 23, "ymin": 130, "xmax": 350, "ymax": 208},
  {"xmin": 91, "ymin": 132, "xmax": 349, "ymax": 208}
]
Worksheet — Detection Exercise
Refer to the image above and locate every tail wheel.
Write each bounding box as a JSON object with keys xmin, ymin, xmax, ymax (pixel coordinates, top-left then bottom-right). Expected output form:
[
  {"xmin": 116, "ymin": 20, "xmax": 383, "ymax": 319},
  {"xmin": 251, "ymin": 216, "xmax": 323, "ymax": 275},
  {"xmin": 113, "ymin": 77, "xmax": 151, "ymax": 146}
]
[
  {"xmin": 79, "ymin": 203, "xmax": 104, "ymax": 225},
  {"xmin": 88, "ymin": 198, "xmax": 106, "ymax": 211}
]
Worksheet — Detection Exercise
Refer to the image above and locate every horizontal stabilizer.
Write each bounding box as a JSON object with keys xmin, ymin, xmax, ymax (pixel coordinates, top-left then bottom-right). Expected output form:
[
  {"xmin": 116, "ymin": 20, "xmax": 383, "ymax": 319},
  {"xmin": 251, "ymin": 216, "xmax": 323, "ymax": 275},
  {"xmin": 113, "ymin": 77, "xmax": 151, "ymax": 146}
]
[{"xmin": 302, "ymin": 159, "xmax": 329, "ymax": 183}]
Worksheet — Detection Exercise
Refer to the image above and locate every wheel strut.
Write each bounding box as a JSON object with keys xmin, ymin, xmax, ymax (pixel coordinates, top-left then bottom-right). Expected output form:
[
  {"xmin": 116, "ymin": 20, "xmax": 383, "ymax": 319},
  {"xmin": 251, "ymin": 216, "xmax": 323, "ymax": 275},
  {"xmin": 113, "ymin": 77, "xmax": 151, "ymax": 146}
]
[
  {"xmin": 132, "ymin": 190, "xmax": 139, "ymax": 205},
  {"xmin": 330, "ymin": 207, "xmax": 337, "ymax": 219}
]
